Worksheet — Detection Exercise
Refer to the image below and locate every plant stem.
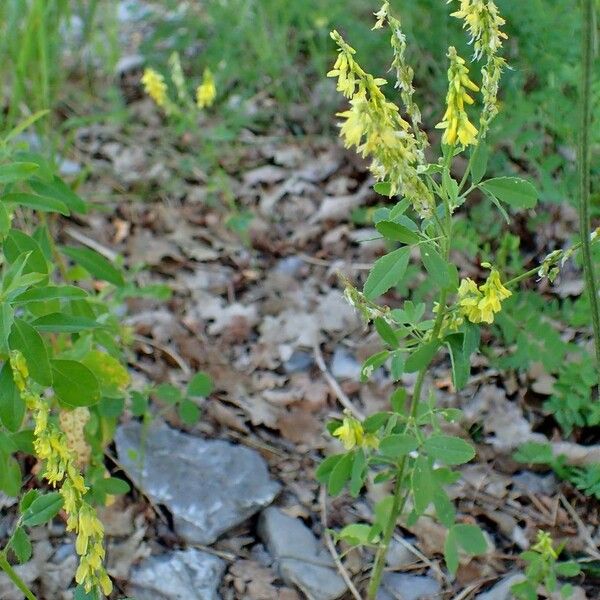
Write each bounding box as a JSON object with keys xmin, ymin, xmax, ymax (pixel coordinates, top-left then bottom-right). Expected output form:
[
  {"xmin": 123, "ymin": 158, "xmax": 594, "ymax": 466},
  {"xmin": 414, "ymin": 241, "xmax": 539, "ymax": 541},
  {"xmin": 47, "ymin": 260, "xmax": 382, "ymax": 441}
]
[
  {"xmin": 0, "ymin": 551, "xmax": 38, "ymax": 600},
  {"xmin": 367, "ymin": 287, "xmax": 449, "ymax": 599},
  {"xmin": 578, "ymin": 0, "xmax": 600, "ymax": 385}
]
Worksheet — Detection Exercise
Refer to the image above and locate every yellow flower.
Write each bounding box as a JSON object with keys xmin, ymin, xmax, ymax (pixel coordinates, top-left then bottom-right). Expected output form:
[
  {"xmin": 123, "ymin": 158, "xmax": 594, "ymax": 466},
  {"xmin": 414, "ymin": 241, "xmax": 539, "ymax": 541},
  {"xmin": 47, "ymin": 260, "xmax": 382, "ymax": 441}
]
[
  {"xmin": 449, "ymin": 0, "xmax": 507, "ymax": 60},
  {"xmin": 328, "ymin": 30, "xmax": 433, "ymax": 218},
  {"xmin": 448, "ymin": 0, "xmax": 507, "ymax": 132},
  {"xmin": 10, "ymin": 351, "xmax": 112, "ymax": 597},
  {"xmin": 196, "ymin": 68, "xmax": 216, "ymax": 108},
  {"xmin": 531, "ymin": 530, "xmax": 558, "ymax": 560},
  {"xmin": 457, "ymin": 269, "xmax": 511, "ymax": 324},
  {"xmin": 436, "ymin": 47, "xmax": 480, "ymax": 146},
  {"xmin": 333, "ymin": 415, "xmax": 379, "ymax": 451},
  {"xmin": 141, "ymin": 68, "xmax": 168, "ymax": 107}
]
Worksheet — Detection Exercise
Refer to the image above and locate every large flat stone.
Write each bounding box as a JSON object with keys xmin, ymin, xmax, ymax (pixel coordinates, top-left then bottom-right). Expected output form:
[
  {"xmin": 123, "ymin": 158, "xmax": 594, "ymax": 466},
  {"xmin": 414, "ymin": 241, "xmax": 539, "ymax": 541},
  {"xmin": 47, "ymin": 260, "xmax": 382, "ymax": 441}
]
[
  {"xmin": 129, "ymin": 548, "xmax": 225, "ymax": 600},
  {"xmin": 258, "ymin": 506, "xmax": 346, "ymax": 600},
  {"xmin": 377, "ymin": 573, "xmax": 441, "ymax": 600},
  {"xmin": 116, "ymin": 421, "xmax": 280, "ymax": 544}
]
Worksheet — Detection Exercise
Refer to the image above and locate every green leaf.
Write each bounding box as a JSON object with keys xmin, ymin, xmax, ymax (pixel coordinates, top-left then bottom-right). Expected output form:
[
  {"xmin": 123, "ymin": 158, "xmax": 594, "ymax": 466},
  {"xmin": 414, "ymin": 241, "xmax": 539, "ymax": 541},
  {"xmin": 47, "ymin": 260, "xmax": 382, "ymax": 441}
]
[
  {"xmin": 155, "ymin": 383, "xmax": 182, "ymax": 404},
  {"xmin": 390, "ymin": 351, "xmax": 405, "ymax": 381},
  {"xmin": 9, "ymin": 526, "xmax": 32, "ymax": 563},
  {"xmin": 316, "ymin": 454, "xmax": 343, "ymax": 483},
  {"xmin": 479, "ymin": 177, "xmax": 538, "ymax": 209},
  {"xmin": 9, "ymin": 318, "xmax": 52, "ymax": 386},
  {"xmin": 374, "ymin": 317, "xmax": 399, "ymax": 348},
  {"xmin": 81, "ymin": 350, "xmax": 130, "ymax": 393},
  {"xmin": 29, "ymin": 176, "xmax": 88, "ymax": 214},
  {"xmin": 338, "ymin": 523, "xmax": 373, "ymax": 546},
  {"xmin": 412, "ymin": 455, "xmax": 434, "ymax": 514},
  {"xmin": 470, "ymin": 144, "xmax": 488, "ymax": 185},
  {"xmin": 328, "ymin": 452, "xmax": 353, "ymax": 496},
  {"xmin": 513, "ymin": 441, "xmax": 554, "ymax": 464},
  {"xmin": 379, "ymin": 434, "xmax": 419, "ymax": 458},
  {"xmin": 4, "ymin": 229, "xmax": 48, "ymax": 275},
  {"xmin": 375, "ymin": 221, "xmax": 420, "ymax": 244},
  {"xmin": 178, "ymin": 399, "xmax": 201, "ymax": 424},
  {"xmin": 2, "ymin": 192, "xmax": 69, "ymax": 215},
  {"xmin": 94, "ymin": 477, "xmax": 131, "ymax": 496},
  {"xmin": 350, "ymin": 449, "xmax": 366, "ymax": 496},
  {"xmin": 420, "ymin": 243, "xmax": 458, "ymax": 291},
  {"xmin": 0, "ymin": 162, "xmax": 39, "ymax": 184},
  {"xmin": 22, "ymin": 492, "xmax": 63, "ymax": 526},
  {"xmin": 0, "ymin": 455, "xmax": 21, "ymax": 497},
  {"xmin": 424, "ymin": 435, "xmax": 475, "ymax": 465},
  {"xmin": 51, "ymin": 359, "xmax": 101, "ymax": 407},
  {"xmin": 360, "ymin": 351, "xmax": 389, "ymax": 382},
  {"xmin": 62, "ymin": 246, "xmax": 125, "ymax": 287},
  {"xmin": 0, "ymin": 362, "xmax": 25, "ymax": 432},
  {"xmin": 364, "ymin": 247, "xmax": 410, "ymax": 300},
  {"xmin": 453, "ymin": 523, "xmax": 487, "ymax": 555},
  {"xmin": 0, "ymin": 303, "xmax": 14, "ymax": 353},
  {"xmin": 19, "ymin": 489, "xmax": 39, "ymax": 513},
  {"xmin": 446, "ymin": 334, "xmax": 470, "ymax": 391},
  {"xmin": 187, "ymin": 372, "xmax": 214, "ymax": 397},
  {"xmin": 373, "ymin": 182, "xmax": 392, "ymax": 196},
  {"xmin": 555, "ymin": 561, "xmax": 581, "ymax": 577},
  {"xmin": 444, "ymin": 531, "xmax": 460, "ymax": 575},
  {"xmin": 32, "ymin": 313, "xmax": 99, "ymax": 333},
  {"xmin": 13, "ymin": 285, "xmax": 87, "ymax": 304},
  {"xmin": 433, "ymin": 488, "xmax": 456, "ymax": 528},
  {"xmin": 362, "ymin": 412, "xmax": 389, "ymax": 433},
  {"xmin": 405, "ymin": 341, "xmax": 439, "ymax": 373}
]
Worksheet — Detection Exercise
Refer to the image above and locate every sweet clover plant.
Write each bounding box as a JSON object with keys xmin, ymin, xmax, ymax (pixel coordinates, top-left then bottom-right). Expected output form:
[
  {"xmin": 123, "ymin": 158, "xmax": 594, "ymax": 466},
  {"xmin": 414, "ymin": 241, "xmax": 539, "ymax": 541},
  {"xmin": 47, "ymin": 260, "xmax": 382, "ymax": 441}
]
[
  {"xmin": 318, "ymin": 1, "xmax": 599, "ymax": 597},
  {"xmin": 0, "ymin": 115, "xmax": 211, "ymax": 599}
]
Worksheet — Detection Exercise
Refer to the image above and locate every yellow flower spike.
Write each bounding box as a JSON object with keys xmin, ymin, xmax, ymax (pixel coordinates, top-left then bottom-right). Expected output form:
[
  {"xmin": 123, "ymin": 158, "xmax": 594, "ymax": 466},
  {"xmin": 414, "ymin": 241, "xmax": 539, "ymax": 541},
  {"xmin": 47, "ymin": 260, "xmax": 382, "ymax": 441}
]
[
  {"xmin": 436, "ymin": 47, "xmax": 480, "ymax": 147},
  {"xmin": 196, "ymin": 68, "xmax": 217, "ymax": 109},
  {"xmin": 9, "ymin": 351, "xmax": 112, "ymax": 597},
  {"xmin": 141, "ymin": 68, "xmax": 168, "ymax": 108},
  {"xmin": 328, "ymin": 29, "xmax": 433, "ymax": 218}
]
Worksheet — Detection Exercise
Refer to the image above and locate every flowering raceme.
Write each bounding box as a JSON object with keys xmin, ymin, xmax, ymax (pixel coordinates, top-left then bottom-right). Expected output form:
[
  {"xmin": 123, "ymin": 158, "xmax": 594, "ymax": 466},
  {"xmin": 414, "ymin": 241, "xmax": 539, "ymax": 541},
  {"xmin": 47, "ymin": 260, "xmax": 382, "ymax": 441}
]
[
  {"xmin": 448, "ymin": 0, "xmax": 508, "ymax": 131},
  {"xmin": 10, "ymin": 352, "xmax": 112, "ymax": 597},
  {"xmin": 196, "ymin": 68, "xmax": 217, "ymax": 108},
  {"xmin": 328, "ymin": 30, "xmax": 433, "ymax": 218},
  {"xmin": 141, "ymin": 68, "xmax": 168, "ymax": 108},
  {"xmin": 457, "ymin": 269, "xmax": 511, "ymax": 324},
  {"xmin": 436, "ymin": 47, "xmax": 480, "ymax": 146}
]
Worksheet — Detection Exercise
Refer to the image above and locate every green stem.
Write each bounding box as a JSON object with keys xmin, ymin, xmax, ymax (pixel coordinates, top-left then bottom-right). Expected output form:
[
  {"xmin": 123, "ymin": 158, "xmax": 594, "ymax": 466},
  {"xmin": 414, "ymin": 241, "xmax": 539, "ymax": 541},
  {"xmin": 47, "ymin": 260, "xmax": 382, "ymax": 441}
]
[
  {"xmin": 578, "ymin": 0, "xmax": 600, "ymax": 384},
  {"xmin": 367, "ymin": 293, "xmax": 450, "ymax": 599},
  {"xmin": 0, "ymin": 551, "xmax": 38, "ymax": 600}
]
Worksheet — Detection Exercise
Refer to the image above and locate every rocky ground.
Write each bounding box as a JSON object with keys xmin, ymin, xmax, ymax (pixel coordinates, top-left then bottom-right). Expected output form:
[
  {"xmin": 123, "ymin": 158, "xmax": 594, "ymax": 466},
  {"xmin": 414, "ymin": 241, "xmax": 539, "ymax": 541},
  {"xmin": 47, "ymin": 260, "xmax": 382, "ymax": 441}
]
[{"xmin": 1, "ymin": 3, "xmax": 600, "ymax": 600}]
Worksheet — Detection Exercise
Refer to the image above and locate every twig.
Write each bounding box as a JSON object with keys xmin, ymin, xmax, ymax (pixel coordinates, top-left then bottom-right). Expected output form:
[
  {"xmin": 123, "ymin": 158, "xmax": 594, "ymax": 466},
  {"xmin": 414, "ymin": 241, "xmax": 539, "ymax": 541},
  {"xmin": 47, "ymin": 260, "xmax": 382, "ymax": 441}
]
[
  {"xmin": 313, "ymin": 343, "xmax": 365, "ymax": 420},
  {"xmin": 65, "ymin": 226, "xmax": 119, "ymax": 261},
  {"xmin": 319, "ymin": 486, "xmax": 364, "ymax": 600},
  {"xmin": 391, "ymin": 533, "xmax": 448, "ymax": 583},
  {"xmin": 558, "ymin": 493, "xmax": 600, "ymax": 560},
  {"xmin": 133, "ymin": 334, "xmax": 191, "ymax": 375}
]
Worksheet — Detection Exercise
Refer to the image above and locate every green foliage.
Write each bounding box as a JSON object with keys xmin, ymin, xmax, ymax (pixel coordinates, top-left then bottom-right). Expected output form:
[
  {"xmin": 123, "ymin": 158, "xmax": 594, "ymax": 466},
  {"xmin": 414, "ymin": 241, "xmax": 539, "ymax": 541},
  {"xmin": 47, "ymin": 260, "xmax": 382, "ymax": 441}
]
[{"xmin": 511, "ymin": 531, "xmax": 581, "ymax": 600}]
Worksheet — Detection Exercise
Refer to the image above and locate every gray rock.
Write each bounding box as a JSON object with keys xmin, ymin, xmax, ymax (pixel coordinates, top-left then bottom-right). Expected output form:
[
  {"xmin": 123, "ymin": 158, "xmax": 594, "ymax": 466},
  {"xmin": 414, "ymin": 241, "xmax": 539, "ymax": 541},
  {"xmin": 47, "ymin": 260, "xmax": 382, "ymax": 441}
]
[
  {"xmin": 275, "ymin": 255, "xmax": 304, "ymax": 276},
  {"xmin": 386, "ymin": 538, "xmax": 417, "ymax": 569},
  {"xmin": 116, "ymin": 421, "xmax": 280, "ymax": 544},
  {"xmin": 377, "ymin": 573, "xmax": 441, "ymax": 600},
  {"xmin": 475, "ymin": 572, "xmax": 526, "ymax": 600},
  {"xmin": 331, "ymin": 347, "xmax": 361, "ymax": 380},
  {"xmin": 513, "ymin": 471, "xmax": 557, "ymax": 496},
  {"xmin": 129, "ymin": 548, "xmax": 225, "ymax": 600},
  {"xmin": 258, "ymin": 507, "xmax": 346, "ymax": 600},
  {"xmin": 284, "ymin": 350, "xmax": 314, "ymax": 373}
]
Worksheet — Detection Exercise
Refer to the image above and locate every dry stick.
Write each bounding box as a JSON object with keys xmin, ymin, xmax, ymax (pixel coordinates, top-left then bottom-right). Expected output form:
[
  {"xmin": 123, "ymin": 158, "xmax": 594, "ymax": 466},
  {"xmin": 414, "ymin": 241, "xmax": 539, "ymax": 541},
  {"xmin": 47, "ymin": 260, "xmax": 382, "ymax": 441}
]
[
  {"xmin": 313, "ymin": 342, "xmax": 365, "ymax": 420},
  {"xmin": 558, "ymin": 493, "xmax": 600, "ymax": 561},
  {"xmin": 578, "ymin": 0, "xmax": 600, "ymax": 386},
  {"xmin": 319, "ymin": 486, "xmax": 364, "ymax": 600}
]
